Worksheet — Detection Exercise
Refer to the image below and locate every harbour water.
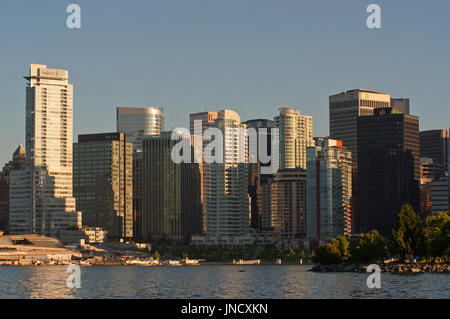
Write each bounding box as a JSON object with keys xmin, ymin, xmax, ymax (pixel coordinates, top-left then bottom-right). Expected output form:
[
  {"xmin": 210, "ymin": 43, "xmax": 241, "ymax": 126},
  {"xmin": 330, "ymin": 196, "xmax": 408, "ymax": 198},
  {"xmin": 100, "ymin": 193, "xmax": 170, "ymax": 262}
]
[{"xmin": 0, "ymin": 265, "xmax": 448, "ymax": 299}]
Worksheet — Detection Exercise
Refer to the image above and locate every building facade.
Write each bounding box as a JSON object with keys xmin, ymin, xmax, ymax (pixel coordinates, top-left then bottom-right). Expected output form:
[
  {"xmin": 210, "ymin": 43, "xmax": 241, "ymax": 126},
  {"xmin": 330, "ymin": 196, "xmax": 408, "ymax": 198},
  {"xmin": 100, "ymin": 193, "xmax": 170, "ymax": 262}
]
[
  {"xmin": 116, "ymin": 107, "xmax": 164, "ymax": 241},
  {"xmin": 204, "ymin": 110, "xmax": 250, "ymax": 238},
  {"xmin": 419, "ymin": 129, "xmax": 449, "ymax": 178},
  {"xmin": 244, "ymin": 119, "xmax": 275, "ymax": 231},
  {"xmin": 431, "ymin": 176, "xmax": 449, "ymax": 215},
  {"xmin": 274, "ymin": 107, "xmax": 313, "ymax": 170},
  {"xmin": 268, "ymin": 169, "xmax": 307, "ymax": 242},
  {"xmin": 10, "ymin": 64, "xmax": 81, "ymax": 236},
  {"xmin": 0, "ymin": 145, "xmax": 26, "ymax": 233},
  {"xmin": 189, "ymin": 111, "xmax": 218, "ymax": 234},
  {"xmin": 357, "ymin": 108, "xmax": 420, "ymax": 237},
  {"xmin": 116, "ymin": 107, "xmax": 164, "ymax": 151},
  {"xmin": 73, "ymin": 132, "xmax": 133, "ymax": 240},
  {"xmin": 141, "ymin": 131, "xmax": 202, "ymax": 241},
  {"xmin": 306, "ymin": 138, "xmax": 352, "ymax": 245}
]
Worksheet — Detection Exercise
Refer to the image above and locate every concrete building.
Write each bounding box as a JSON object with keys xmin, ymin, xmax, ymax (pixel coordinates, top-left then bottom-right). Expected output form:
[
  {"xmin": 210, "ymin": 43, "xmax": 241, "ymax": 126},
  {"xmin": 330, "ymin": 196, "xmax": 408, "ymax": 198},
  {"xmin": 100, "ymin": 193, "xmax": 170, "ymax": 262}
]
[
  {"xmin": 306, "ymin": 138, "xmax": 352, "ymax": 245},
  {"xmin": 73, "ymin": 132, "xmax": 133, "ymax": 240},
  {"xmin": 141, "ymin": 131, "xmax": 202, "ymax": 241},
  {"xmin": 268, "ymin": 169, "xmax": 307, "ymax": 242},
  {"xmin": 9, "ymin": 64, "xmax": 81, "ymax": 237},
  {"xmin": 204, "ymin": 110, "xmax": 250, "ymax": 238},
  {"xmin": 431, "ymin": 176, "xmax": 449, "ymax": 215},
  {"xmin": 357, "ymin": 107, "xmax": 420, "ymax": 237},
  {"xmin": 0, "ymin": 145, "xmax": 26, "ymax": 233},
  {"xmin": 274, "ymin": 107, "xmax": 313, "ymax": 170}
]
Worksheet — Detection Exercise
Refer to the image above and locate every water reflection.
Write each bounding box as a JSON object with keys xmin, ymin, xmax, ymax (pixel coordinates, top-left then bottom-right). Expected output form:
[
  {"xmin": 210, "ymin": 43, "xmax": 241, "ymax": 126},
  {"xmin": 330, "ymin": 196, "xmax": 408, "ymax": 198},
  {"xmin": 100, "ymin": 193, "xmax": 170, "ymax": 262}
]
[{"xmin": 0, "ymin": 265, "xmax": 448, "ymax": 299}]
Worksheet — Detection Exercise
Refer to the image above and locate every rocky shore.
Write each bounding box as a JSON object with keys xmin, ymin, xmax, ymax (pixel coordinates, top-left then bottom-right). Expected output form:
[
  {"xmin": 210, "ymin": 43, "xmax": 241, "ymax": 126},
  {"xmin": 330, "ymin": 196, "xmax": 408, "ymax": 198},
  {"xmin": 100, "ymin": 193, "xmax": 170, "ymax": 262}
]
[{"xmin": 309, "ymin": 263, "xmax": 449, "ymax": 273}]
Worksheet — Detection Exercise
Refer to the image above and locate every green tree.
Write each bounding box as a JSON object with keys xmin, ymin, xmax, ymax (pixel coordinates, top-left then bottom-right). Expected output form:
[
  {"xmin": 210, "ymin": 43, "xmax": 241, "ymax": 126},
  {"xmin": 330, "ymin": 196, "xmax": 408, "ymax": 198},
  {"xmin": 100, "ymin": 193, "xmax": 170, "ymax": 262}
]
[
  {"xmin": 311, "ymin": 243, "xmax": 342, "ymax": 265},
  {"xmin": 352, "ymin": 230, "xmax": 387, "ymax": 263},
  {"xmin": 391, "ymin": 204, "xmax": 425, "ymax": 259},
  {"xmin": 331, "ymin": 236, "xmax": 351, "ymax": 262},
  {"xmin": 423, "ymin": 212, "xmax": 450, "ymax": 260}
]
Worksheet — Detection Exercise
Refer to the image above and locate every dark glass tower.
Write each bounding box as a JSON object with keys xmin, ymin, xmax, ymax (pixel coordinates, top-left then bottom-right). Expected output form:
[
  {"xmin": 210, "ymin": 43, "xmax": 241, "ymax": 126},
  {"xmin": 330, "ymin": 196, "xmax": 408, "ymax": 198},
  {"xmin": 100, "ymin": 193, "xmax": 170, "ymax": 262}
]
[{"xmin": 357, "ymin": 108, "xmax": 420, "ymax": 237}]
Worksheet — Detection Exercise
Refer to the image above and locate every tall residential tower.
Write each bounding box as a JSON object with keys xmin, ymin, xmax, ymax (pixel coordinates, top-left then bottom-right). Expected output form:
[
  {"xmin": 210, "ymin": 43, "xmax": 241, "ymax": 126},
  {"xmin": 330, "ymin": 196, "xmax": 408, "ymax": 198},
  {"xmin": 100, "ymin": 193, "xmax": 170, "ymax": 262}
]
[{"xmin": 9, "ymin": 64, "xmax": 81, "ymax": 236}]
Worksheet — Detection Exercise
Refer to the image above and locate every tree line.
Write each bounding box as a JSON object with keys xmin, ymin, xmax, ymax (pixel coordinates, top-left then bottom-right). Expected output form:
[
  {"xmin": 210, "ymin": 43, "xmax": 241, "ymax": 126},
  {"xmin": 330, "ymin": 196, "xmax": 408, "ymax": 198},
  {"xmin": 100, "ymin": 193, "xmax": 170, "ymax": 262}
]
[{"xmin": 311, "ymin": 204, "xmax": 450, "ymax": 265}]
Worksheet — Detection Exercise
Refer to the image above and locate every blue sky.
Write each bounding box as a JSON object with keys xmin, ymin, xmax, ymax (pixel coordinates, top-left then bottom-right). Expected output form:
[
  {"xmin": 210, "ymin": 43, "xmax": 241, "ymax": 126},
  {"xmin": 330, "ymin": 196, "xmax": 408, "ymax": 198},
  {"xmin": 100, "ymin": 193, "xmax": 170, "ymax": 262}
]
[{"xmin": 1, "ymin": 0, "xmax": 450, "ymax": 165}]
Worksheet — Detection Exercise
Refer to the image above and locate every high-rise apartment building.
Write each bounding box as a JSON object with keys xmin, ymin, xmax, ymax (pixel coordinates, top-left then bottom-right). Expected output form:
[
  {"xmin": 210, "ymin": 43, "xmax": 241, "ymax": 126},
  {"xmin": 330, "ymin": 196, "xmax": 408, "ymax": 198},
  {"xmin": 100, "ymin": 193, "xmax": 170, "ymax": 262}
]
[
  {"xmin": 116, "ymin": 107, "xmax": 164, "ymax": 152},
  {"xmin": 204, "ymin": 110, "xmax": 250, "ymax": 238},
  {"xmin": 141, "ymin": 131, "xmax": 202, "ymax": 241},
  {"xmin": 0, "ymin": 145, "xmax": 26, "ymax": 233},
  {"xmin": 274, "ymin": 107, "xmax": 313, "ymax": 170},
  {"xmin": 73, "ymin": 132, "xmax": 133, "ymax": 240},
  {"xmin": 268, "ymin": 169, "xmax": 307, "ymax": 241},
  {"xmin": 306, "ymin": 138, "xmax": 352, "ymax": 245},
  {"xmin": 9, "ymin": 64, "xmax": 81, "ymax": 236},
  {"xmin": 420, "ymin": 129, "xmax": 449, "ymax": 177},
  {"xmin": 357, "ymin": 108, "xmax": 420, "ymax": 237},
  {"xmin": 189, "ymin": 111, "xmax": 218, "ymax": 234}
]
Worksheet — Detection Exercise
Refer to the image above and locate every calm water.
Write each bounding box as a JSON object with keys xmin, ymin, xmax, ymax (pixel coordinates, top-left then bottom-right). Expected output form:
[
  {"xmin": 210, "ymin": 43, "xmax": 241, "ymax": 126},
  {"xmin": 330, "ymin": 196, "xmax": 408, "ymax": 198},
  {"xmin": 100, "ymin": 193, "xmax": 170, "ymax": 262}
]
[{"xmin": 0, "ymin": 265, "xmax": 448, "ymax": 299}]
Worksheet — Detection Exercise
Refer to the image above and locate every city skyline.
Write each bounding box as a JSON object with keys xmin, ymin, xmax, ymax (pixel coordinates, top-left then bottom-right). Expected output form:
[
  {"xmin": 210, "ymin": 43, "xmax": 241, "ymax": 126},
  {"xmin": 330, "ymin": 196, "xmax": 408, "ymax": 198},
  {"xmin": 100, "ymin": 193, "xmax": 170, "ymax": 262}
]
[{"xmin": 2, "ymin": 1, "xmax": 450, "ymax": 166}]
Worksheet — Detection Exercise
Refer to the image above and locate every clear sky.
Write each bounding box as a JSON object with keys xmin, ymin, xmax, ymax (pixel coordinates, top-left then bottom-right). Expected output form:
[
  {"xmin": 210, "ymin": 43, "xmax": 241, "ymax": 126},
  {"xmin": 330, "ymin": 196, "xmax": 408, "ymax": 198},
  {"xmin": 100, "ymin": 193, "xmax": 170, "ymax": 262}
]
[{"xmin": 1, "ymin": 0, "xmax": 449, "ymax": 165}]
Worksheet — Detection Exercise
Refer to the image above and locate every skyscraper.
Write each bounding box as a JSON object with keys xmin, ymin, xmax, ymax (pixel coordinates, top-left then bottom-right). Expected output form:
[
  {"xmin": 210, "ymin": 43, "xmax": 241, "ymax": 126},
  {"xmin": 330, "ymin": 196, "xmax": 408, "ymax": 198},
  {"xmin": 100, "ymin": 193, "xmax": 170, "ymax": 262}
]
[
  {"xmin": 204, "ymin": 110, "xmax": 250, "ymax": 238},
  {"xmin": 329, "ymin": 89, "xmax": 392, "ymax": 232},
  {"xmin": 244, "ymin": 119, "xmax": 275, "ymax": 231},
  {"xmin": 357, "ymin": 108, "xmax": 420, "ymax": 237},
  {"xmin": 0, "ymin": 145, "xmax": 26, "ymax": 233},
  {"xmin": 141, "ymin": 131, "xmax": 202, "ymax": 241},
  {"xmin": 420, "ymin": 129, "xmax": 449, "ymax": 177},
  {"xmin": 306, "ymin": 138, "xmax": 352, "ymax": 245},
  {"xmin": 274, "ymin": 107, "xmax": 313, "ymax": 170},
  {"xmin": 116, "ymin": 107, "xmax": 164, "ymax": 152},
  {"xmin": 189, "ymin": 111, "xmax": 218, "ymax": 233},
  {"xmin": 117, "ymin": 107, "xmax": 164, "ymax": 241},
  {"xmin": 10, "ymin": 64, "xmax": 81, "ymax": 236},
  {"xmin": 73, "ymin": 132, "xmax": 133, "ymax": 240}
]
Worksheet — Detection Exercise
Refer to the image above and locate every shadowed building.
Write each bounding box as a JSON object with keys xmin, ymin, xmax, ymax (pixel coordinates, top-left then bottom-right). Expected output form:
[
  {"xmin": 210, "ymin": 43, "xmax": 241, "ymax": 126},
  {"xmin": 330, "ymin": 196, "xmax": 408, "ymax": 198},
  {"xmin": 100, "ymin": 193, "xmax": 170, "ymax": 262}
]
[
  {"xmin": 306, "ymin": 138, "xmax": 352, "ymax": 245},
  {"xmin": 244, "ymin": 119, "xmax": 274, "ymax": 232},
  {"xmin": 0, "ymin": 145, "xmax": 26, "ymax": 233},
  {"xmin": 73, "ymin": 132, "xmax": 133, "ymax": 240},
  {"xmin": 357, "ymin": 108, "xmax": 420, "ymax": 237},
  {"xmin": 420, "ymin": 129, "xmax": 449, "ymax": 179},
  {"xmin": 266, "ymin": 169, "xmax": 306, "ymax": 242},
  {"xmin": 116, "ymin": 107, "xmax": 164, "ymax": 241},
  {"xmin": 141, "ymin": 132, "xmax": 202, "ymax": 241}
]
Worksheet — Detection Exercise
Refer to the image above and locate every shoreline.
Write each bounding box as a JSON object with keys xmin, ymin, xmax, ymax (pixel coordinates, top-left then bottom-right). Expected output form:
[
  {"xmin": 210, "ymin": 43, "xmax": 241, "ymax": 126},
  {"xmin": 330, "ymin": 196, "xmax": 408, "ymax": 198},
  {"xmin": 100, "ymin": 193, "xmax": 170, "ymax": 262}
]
[{"xmin": 309, "ymin": 263, "xmax": 449, "ymax": 273}]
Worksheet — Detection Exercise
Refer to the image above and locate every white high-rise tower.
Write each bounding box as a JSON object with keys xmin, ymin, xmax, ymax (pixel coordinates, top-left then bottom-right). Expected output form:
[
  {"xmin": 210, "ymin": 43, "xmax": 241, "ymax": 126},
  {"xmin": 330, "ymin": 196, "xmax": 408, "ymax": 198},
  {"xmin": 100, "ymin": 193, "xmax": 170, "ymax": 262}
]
[{"xmin": 9, "ymin": 64, "xmax": 81, "ymax": 236}]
